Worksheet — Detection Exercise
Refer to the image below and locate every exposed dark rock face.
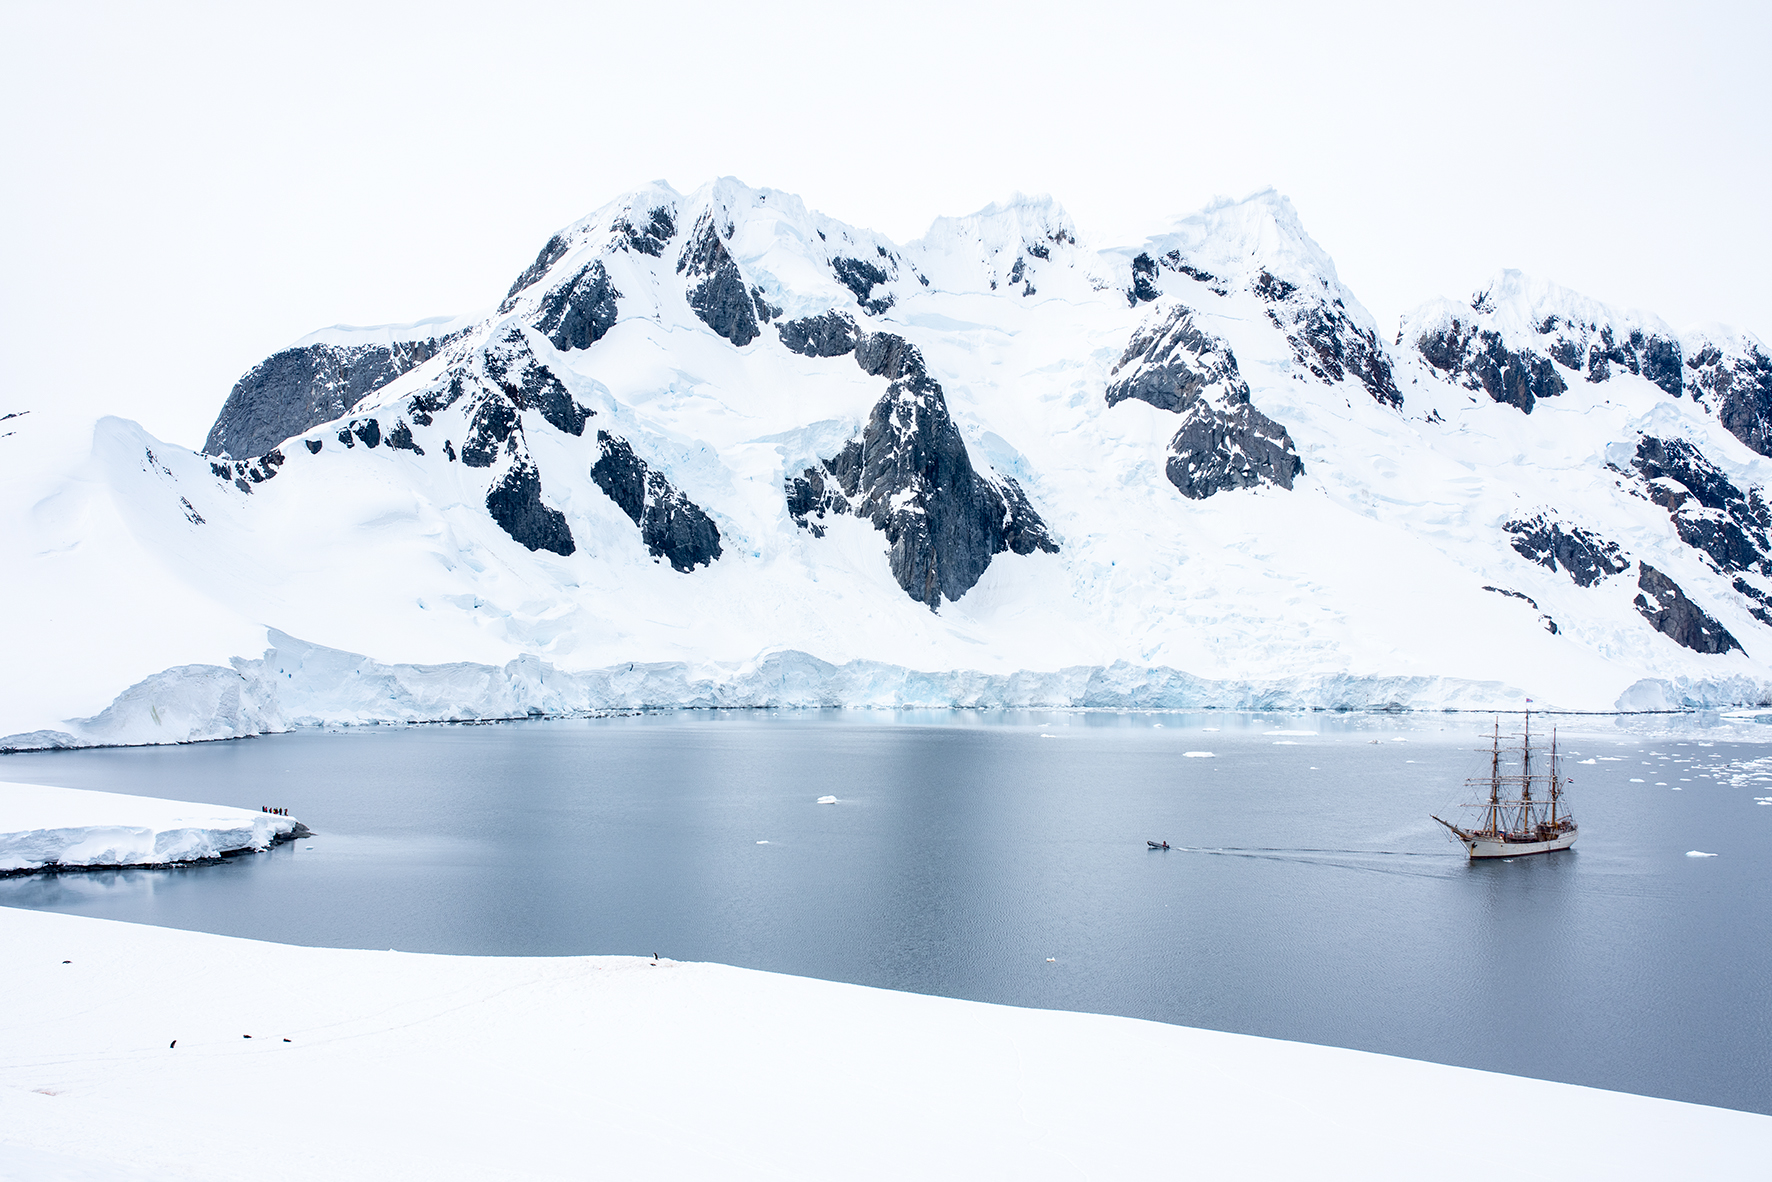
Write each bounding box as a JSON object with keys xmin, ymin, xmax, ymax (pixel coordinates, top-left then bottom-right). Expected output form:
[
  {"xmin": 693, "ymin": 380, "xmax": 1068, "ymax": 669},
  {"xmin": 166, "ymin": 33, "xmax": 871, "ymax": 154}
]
[
  {"xmin": 1687, "ymin": 339, "xmax": 1772, "ymax": 456},
  {"xmin": 352, "ymin": 418, "xmax": 382, "ymax": 449},
  {"xmin": 460, "ymin": 392, "xmax": 518, "ymax": 468},
  {"xmin": 751, "ymin": 289, "xmax": 781, "ymax": 324},
  {"xmin": 590, "ymin": 431, "xmax": 722, "ymax": 572},
  {"xmin": 482, "ymin": 328, "xmax": 592, "ymax": 436},
  {"xmin": 1631, "ymin": 436, "xmax": 1772, "ymax": 576},
  {"xmin": 1164, "ymin": 400, "xmax": 1304, "ymax": 499},
  {"xmin": 613, "ymin": 206, "xmax": 676, "ymax": 257},
  {"xmin": 1256, "ymin": 271, "xmax": 1403, "ymax": 408},
  {"xmin": 678, "ymin": 213, "xmax": 759, "ymax": 346},
  {"xmin": 1107, "ymin": 304, "xmax": 1303, "ymax": 499},
  {"xmin": 502, "ymin": 233, "xmax": 571, "ymax": 309},
  {"xmin": 1416, "ymin": 319, "xmax": 1567, "ymax": 413},
  {"xmin": 1634, "ymin": 563, "xmax": 1742, "ymax": 654},
  {"xmin": 1482, "ymin": 587, "xmax": 1560, "ymax": 633},
  {"xmin": 1503, "ymin": 514, "xmax": 1629, "ymax": 585},
  {"xmin": 830, "ymin": 257, "xmax": 895, "ymax": 315},
  {"xmin": 1731, "ymin": 577, "xmax": 1772, "ymax": 628},
  {"xmin": 1548, "ymin": 319, "xmax": 1685, "ymax": 395},
  {"xmin": 531, "ymin": 262, "xmax": 620, "ymax": 353},
  {"xmin": 778, "ymin": 312, "xmax": 859, "ymax": 358},
  {"xmin": 486, "ymin": 459, "xmax": 575, "ymax": 556},
  {"xmin": 208, "ymin": 449, "xmax": 286, "ymax": 495},
  {"xmin": 385, "ymin": 421, "xmax": 424, "ymax": 455},
  {"xmin": 786, "ymin": 332, "xmax": 1057, "ymax": 609},
  {"xmin": 1107, "ymin": 305, "xmax": 1246, "ymax": 413},
  {"xmin": 1128, "ymin": 252, "xmax": 1161, "ymax": 305},
  {"xmin": 204, "ymin": 333, "xmax": 462, "ymax": 458}
]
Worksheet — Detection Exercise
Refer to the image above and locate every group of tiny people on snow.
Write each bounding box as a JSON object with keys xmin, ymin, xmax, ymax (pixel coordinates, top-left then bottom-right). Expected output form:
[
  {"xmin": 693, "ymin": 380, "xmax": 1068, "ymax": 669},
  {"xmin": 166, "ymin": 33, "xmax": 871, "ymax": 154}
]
[{"xmin": 260, "ymin": 806, "xmax": 291, "ymax": 816}]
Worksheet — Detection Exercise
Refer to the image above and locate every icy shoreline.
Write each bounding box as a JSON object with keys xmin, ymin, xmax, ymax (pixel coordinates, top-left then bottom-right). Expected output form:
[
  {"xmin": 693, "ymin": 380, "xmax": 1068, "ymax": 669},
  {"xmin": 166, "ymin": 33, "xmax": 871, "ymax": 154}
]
[
  {"xmin": 2, "ymin": 906, "xmax": 1764, "ymax": 1180},
  {"xmin": 4, "ymin": 628, "xmax": 1760, "ymax": 754},
  {"xmin": 0, "ymin": 782, "xmax": 308, "ymax": 874}
]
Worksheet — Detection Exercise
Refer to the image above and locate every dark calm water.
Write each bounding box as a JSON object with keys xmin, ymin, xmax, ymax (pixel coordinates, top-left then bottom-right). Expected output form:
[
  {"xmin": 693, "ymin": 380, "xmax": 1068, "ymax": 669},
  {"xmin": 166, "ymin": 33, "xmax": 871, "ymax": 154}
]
[{"xmin": 2, "ymin": 711, "xmax": 1768, "ymax": 1114}]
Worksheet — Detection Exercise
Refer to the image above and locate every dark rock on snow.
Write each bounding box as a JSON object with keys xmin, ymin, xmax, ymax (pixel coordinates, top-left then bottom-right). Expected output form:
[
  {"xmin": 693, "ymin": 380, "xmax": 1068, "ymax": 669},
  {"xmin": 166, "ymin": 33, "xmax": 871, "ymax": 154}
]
[
  {"xmin": 1688, "ymin": 339, "xmax": 1772, "ymax": 457},
  {"xmin": 1634, "ymin": 563, "xmax": 1742, "ymax": 655},
  {"xmin": 482, "ymin": 328, "xmax": 593, "ymax": 436},
  {"xmin": 1255, "ymin": 271, "xmax": 1403, "ymax": 408},
  {"xmin": 778, "ymin": 312, "xmax": 860, "ymax": 358},
  {"xmin": 1107, "ymin": 303, "xmax": 1304, "ymax": 499},
  {"xmin": 787, "ymin": 332, "xmax": 1057, "ymax": 609},
  {"xmin": 678, "ymin": 213, "xmax": 759, "ymax": 346},
  {"xmin": 1416, "ymin": 319, "xmax": 1568, "ymax": 413},
  {"xmin": 590, "ymin": 432, "xmax": 723, "ymax": 572},
  {"xmin": 1631, "ymin": 436, "xmax": 1772, "ymax": 576},
  {"xmin": 204, "ymin": 333, "xmax": 462, "ymax": 458},
  {"xmin": 831, "ymin": 257, "xmax": 895, "ymax": 315},
  {"xmin": 486, "ymin": 459, "xmax": 575, "ymax": 556},
  {"xmin": 531, "ymin": 262, "xmax": 621, "ymax": 353},
  {"xmin": 1503, "ymin": 514, "xmax": 1629, "ymax": 586}
]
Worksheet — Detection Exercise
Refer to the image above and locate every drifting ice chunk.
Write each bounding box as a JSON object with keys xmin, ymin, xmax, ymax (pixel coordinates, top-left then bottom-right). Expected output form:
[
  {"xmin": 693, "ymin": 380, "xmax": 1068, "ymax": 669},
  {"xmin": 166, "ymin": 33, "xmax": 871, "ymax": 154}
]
[
  {"xmin": 816, "ymin": 796, "xmax": 838, "ymax": 804},
  {"xmin": 1686, "ymin": 850, "xmax": 1719, "ymax": 858}
]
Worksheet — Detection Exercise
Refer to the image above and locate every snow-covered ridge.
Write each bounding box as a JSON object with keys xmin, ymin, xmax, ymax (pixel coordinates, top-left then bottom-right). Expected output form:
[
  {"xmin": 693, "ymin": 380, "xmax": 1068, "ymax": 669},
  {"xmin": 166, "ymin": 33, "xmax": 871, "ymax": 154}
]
[{"xmin": 0, "ymin": 782, "xmax": 306, "ymax": 873}]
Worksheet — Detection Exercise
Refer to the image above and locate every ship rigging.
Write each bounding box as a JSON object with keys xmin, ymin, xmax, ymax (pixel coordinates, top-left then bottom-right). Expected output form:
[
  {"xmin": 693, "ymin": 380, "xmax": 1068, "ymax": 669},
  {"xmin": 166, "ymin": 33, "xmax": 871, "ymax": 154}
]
[{"xmin": 1431, "ymin": 709, "xmax": 1578, "ymax": 859}]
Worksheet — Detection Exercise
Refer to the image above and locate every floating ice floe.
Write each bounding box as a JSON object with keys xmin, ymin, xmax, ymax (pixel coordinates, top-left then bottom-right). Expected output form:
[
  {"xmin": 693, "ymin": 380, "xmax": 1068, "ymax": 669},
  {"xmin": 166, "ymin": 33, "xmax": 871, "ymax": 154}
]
[
  {"xmin": 816, "ymin": 796, "xmax": 838, "ymax": 805},
  {"xmin": 1686, "ymin": 850, "xmax": 1719, "ymax": 857},
  {"xmin": 1184, "ymin": 751, "xmax": 1215, "ymax": 758}
]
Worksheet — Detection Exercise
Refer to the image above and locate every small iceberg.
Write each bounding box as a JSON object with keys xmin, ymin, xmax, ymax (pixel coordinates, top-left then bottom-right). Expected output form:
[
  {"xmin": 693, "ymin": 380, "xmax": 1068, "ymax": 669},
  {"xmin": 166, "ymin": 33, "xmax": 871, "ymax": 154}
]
[
  {"xmin": 1686, "ymin": 850, "xmax": 1718, "ymax": 858},
  {"xmin": 1183, "ymin": 751, "xmax": 1215, "ymax": 758},
  {"xmin": 816, "ymin": 796, "xmax": 838, "ymax": 805}
]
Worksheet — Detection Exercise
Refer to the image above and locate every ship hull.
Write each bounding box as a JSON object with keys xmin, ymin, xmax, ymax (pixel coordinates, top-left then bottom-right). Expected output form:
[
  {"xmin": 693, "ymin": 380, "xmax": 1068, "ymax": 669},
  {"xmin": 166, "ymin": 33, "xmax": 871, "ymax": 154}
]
[{"xmin": 1463, "ymin": 830, "xmax": 1577, "ymax": 859}]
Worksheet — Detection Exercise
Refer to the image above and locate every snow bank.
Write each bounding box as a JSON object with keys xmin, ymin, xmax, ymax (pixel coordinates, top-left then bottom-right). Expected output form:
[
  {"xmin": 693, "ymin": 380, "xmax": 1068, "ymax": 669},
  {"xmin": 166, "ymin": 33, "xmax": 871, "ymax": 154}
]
[
  {"xmin": 2, "ymin": 907, "xmax": 1765, "ymax": 1181},
  {"xmin": 0, "ymin": 629, "xmax": 1541, "ymax": 752},
  {"xmin": 0, "ymin": 783, "xmax": 305, "ymax": 872}
]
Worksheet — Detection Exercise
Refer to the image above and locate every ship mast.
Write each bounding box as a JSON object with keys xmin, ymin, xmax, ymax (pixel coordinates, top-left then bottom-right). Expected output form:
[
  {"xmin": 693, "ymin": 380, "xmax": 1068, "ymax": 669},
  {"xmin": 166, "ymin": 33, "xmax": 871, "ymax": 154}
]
[
  {"xmin": 1520, "ymin": 706, "xmax": 1532, "ymax": 835},
  {"xmin": 1488, "ymin": 719, "xmax": 1501, "ymax": 836},
  {"xmin": 1549, "ymin": 728, "xmax": 1560, "ymax": 827}
]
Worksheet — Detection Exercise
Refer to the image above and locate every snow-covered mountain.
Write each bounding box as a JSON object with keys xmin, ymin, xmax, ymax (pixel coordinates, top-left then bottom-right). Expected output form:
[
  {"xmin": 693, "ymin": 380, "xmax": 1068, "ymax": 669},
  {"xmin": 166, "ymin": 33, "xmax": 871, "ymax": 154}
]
[{"xmin": 8, "ymin": 177, "xmax": 1772, "ymax": 746}]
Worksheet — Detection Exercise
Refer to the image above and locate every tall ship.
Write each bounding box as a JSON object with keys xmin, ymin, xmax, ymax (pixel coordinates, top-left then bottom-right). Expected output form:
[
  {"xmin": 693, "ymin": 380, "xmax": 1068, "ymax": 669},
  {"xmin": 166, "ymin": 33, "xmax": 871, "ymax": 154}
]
[{"xmin": 1432, "ymin": 710, "xmax": 1577, "ymax": 859}]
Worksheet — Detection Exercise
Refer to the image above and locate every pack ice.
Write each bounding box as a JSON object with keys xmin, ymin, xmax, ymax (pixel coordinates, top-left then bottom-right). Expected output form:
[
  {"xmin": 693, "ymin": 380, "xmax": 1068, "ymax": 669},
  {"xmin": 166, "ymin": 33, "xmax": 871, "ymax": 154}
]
[{"xmin": 6, "ymin": 178, "xmax": 1772, "ymax": 746}]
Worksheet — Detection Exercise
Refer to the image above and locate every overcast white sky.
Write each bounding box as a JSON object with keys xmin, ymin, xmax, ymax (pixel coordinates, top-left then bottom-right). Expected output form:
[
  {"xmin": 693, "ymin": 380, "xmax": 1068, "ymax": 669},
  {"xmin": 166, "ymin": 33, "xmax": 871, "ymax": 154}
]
[{"xmin": 3, "ymin": 0, "xmax": 1768, "ymax": 448}]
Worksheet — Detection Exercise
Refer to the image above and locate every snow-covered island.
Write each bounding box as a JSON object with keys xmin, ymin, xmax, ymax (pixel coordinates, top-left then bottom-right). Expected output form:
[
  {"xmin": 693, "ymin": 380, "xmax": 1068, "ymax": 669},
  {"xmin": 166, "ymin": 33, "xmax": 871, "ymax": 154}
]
[
  {"xmin": 0, "ymin": 782, "xmax": 307, "ymax": 874},
  {"xmin": 1, "ymin": 904, "xmax": 1765, "ymax": 1180}
]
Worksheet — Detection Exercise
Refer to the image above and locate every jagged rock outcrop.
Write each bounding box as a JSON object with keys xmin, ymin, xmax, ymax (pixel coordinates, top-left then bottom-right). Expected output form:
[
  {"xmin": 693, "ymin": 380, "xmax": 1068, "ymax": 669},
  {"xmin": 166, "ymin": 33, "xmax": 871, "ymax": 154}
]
[
  {"xmin": 1255, "ymin": 271, "xmax": 1403, "ymax": 408},
  {"xmin": 1106, "ymin": 305, "xmax": 1244, "ymax": 413},
  {"xmin": 678, "ymin": 213, "xmax": 759, "ymax": 346},
  {"xmin": 1416, "ymin": 318, "xmax": 1567, "ymax": 413},
  {"xmin": 1687, "ymin": 337, "xmax": 1772, "ymax": 456},
  {"xmin": 1634, "ymin": 563, "xmax": 1742, "ymax": 655},
  {"xmin": 531, "ymin": 261, "xmax": 620, "ymax": 353},
  {"xmin": 1630, "ymin": 436, "xmax": 1772, "ymax": 576},
  {"xmin": 612, "ymin": 205, "xmax": 676, "ymax": 257},
  {"xmin": 486, "ymin": 458, "xmax": 575, "ymax": 556},
  {"xmin": 204, "ymin": 331, "xmax": 463, "ymax": 458},
  {"xmin": 778, "ymin": 312, "xmax": 860, "ymax": 358},
  {"xmin": 590, "ymin": 432, "xmax": 722, "ymax": 572},
  {"xmin": 786, "ymin": 331, "xmax": 1057, "ymax": 609},
  {"xmin": 831, "ymin": 255, "xmax": 895, "ymax": 315},
  {"xmin": 1107, "ymin": 303, "xmax": 1303, "ymax": 498},
  {"xmin": 1503, "ymin": 514, "xmax": 1629, "ymax": 585},
  {"xmin": 482, "ymin": 328, "xmax": 592, "ymax": 436}
]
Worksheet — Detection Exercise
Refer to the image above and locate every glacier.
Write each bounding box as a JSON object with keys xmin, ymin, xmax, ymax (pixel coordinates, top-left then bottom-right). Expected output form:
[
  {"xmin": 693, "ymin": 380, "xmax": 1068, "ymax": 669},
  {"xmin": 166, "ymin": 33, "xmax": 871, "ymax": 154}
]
[{"xmin": 7, "ymin": 176, "xmax": 1772, "ymax": 741}]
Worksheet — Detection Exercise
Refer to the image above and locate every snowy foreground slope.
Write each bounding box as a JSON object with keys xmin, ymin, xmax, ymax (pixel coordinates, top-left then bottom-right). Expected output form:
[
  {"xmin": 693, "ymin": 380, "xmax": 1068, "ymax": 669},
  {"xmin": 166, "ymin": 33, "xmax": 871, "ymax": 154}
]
[
  {"xmin": 0, "ymin": 782, "xmax": 304, "ymax": 872},
  {"xmin": 3, "ymin": 907, "xmax": 1764, "ymax": 1181},
  {"xmin": 8, "ymin": 178, "xmax": 1772, "ymax": 741}
]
